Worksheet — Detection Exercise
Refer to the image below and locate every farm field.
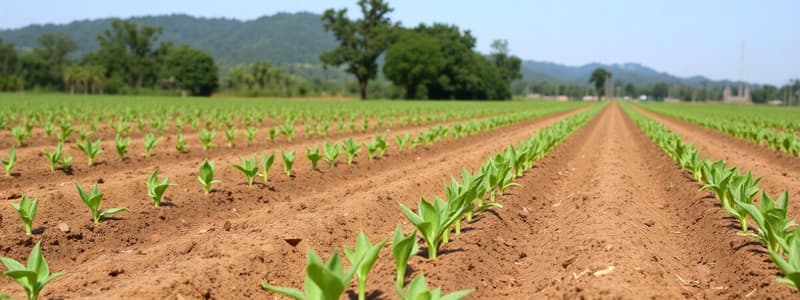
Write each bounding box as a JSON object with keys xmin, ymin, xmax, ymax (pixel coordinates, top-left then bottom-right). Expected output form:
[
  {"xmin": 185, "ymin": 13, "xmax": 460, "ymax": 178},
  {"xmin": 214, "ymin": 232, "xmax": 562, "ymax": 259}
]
[{"xmin": 2, "ymin": 96, "xmax": 800, "ymax": 299}]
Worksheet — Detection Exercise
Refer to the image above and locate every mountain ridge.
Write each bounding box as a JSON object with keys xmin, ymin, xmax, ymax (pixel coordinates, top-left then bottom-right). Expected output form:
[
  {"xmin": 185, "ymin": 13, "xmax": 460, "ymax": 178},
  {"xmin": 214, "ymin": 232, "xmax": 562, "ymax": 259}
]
[{"xmin": 1, "ymin": 13, "xmax": 739, "ymax": 86}]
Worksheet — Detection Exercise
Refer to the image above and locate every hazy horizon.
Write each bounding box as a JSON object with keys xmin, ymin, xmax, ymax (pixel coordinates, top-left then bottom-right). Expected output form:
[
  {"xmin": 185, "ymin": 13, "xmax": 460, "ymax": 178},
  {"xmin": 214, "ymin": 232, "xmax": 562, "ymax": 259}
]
[{"xmin": 1, "ymin": 0, "xmax": 797, "ymax": 85}]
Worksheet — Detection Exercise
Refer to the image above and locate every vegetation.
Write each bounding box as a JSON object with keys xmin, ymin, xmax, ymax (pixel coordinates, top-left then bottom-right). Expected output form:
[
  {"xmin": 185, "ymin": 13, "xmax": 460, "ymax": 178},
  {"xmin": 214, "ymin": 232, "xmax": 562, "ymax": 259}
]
[
  {"xmin": 0, "ymin": 241, "xmax": 65, "ymax": 300},
  {"xmin": 75, "ymin": 182, "xmax": 129, "ymax": 223}
]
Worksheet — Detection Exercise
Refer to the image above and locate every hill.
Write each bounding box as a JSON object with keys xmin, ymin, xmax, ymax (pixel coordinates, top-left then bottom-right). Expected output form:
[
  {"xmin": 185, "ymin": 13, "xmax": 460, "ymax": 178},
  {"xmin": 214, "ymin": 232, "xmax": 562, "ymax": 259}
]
[{"xmin": 1, "ymin": 13, "xmax": 734, "ymax": 86}]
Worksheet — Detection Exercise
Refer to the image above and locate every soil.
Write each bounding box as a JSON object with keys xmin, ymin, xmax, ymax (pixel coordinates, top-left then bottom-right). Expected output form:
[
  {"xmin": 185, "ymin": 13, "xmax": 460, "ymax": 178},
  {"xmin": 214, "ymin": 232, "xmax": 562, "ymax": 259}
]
[{"xmin": 0, "ymin": 103, "xmax": 796, "ymax": 299}]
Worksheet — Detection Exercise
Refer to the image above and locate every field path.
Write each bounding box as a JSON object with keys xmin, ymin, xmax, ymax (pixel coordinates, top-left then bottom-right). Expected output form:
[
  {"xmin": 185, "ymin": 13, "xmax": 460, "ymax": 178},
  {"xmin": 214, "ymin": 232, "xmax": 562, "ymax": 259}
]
[{"xmin": 422, "ymin": 103, "xmax": 796, "ymax": 299}]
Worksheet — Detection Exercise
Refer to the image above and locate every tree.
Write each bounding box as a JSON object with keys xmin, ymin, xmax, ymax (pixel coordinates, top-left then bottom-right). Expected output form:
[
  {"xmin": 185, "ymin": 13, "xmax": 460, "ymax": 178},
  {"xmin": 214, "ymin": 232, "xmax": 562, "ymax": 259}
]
[
  {"xmin": 33, "ymin": 33, "xmax": 77, "ymax": 88},
  {"xmin": 161, "ymin": 45, "xmax": 219, "ymax": 96},
  {"xmin": 490, "ymin": 39, "xmax": 522, "ymax": 83},
  {"xmin": 0, "ymin": 38, "xmax": 19, "ymax": 76},
  {"xmin": 589, "ymin": 68, "xmax": 612, "ymax": 100},
  {"xmin": 92, "ymin": 20, "xmax": 166, "ymax": 88},
  {"xmin": 383, "ymin": 30, "xmax": 444, "ymax": 99},
  {"xmin": 320, "ymin": 0, "xmax": 396, "ymax": 100}
]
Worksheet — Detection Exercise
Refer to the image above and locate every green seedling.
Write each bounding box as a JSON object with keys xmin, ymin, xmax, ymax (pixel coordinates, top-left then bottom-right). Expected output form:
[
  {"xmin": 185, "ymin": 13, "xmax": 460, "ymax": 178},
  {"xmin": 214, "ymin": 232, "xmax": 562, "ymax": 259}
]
[
  {"xmin": 258, "ymin": 152, "xmax": 276, "ymax": 183},
  {"xmin": 261, "ymin": 248, "xmax": 363, "ymax": 300},
  {"xmin": 175, "ymin": 133, "xmax": 187, "ymax": 153},
  {"xmin": 143, "ymin": 133, "xmax": 161, "ymax": 157},
  {"xmin": 307, "ymin": 146, "xmax": 322, "ymax": 171},
  {"xmin": 233, "ymin": 156, "xmax": 259, "ymax": 186},
  {"xmin": 245, "ymin": 127, "xmax": 258, "ymax": 145},
  {"xmin": 77, "ymin": 138, "xmax": 102, "ymax": 166},
  {"xmin": 225, "ymin": 128, "xmax": 237, "ymax": 147},
  {"xmin": 342, "ymin": 138, "xmax": 360, "ymax": 165},
  {"xmin": 397, "ymin": 273, "xmax": 473, "ymax": 300},
  {"xmin": 11, "ymin": 195, "xmax": 38, "ymax": 236},
  {"xmin": 392, "ymin": 225, "xmax": 419, "ymax": 289},
  {"xmin": 59, "ymin": 155, "xmax": 73, "ymax": 171},
  {"xmin": 198, "ymin": 160, "xmax": 220, "ymax": 195},
  {"xmin": 199, "ymin": 130, "xmax": 216, "ymax": 151},
  {"xmin": 344, "ymin": 231, "xmax": 387, "ymax": 300},
  {"xmin": 3, "ymin": 147, "xmax": 16, "ymax": 176},
  {"xmin": 75, "ymin": 182, "xmax": 128, "ymax": 224},
  {"xmin": 42, "ymin": 143, "xmax": 63, "ymax": 172},
  {"xmin": 115, "ymin": 134, "xmax": 130, "ymax": 160},
  {"xmin": 146, "ymin": 169, "xmax": 172, "ymax": 208},
  {"xmin": 281, "ymin": 150, "xmax": 295, "ymax": 177},
  {"xmin": 1, "ymin": 241, "xmax": 65, "ymax": 300},
  {"xmin": 323, "ymin": 142, "xmax": 340, "ymax": 167}
]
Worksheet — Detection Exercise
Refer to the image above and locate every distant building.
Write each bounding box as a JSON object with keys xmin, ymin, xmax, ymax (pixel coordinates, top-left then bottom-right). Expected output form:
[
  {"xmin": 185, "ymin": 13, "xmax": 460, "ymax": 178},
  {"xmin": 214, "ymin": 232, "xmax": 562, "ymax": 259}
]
[
  {"xmin": 639, "ymin": 95, "xmax": 648, "ymax": 101},
  {"xmin": 723, "ymin": 84, "xmax": 751, "ymax": 104}
]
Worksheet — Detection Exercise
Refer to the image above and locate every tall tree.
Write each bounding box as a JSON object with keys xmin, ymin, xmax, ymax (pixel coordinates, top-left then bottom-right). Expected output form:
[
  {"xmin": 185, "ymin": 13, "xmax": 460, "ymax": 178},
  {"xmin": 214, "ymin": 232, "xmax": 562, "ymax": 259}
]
[
  {"xmin": 161, "ymin": 45, "xmax": 219, "ymax": 96},
  {"xmin": 32, "ymin": 34, "xmax": 77, "ymax": 88},
  {"xmin": 383, "ymin": 30, "xmax": 443, "ymax": 99},
  {"xmin": 320, "ymin": 0, "xmax": 395, "ymax": 100},
  {"xmin": 490, "ymin": 39, "xmax": 522, "ymax": 83},
  {"xmin": 92, "ymin": 20, "xmax": 166, "ymax": 88},
  {"xmin": 0, "ymin": 38, "xmax": 19, "ymax": 76},
  {"xmin": 589, "ymin": 68, "xmax": 612, "ymax": 100}
]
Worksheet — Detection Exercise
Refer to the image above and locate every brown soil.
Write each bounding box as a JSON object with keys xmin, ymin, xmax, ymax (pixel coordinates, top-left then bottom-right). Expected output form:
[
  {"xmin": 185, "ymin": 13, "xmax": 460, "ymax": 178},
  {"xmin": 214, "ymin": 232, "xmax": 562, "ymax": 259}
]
[{"xmin": 1, "ymin": 103, "xmax": 796, "ymax": 299}]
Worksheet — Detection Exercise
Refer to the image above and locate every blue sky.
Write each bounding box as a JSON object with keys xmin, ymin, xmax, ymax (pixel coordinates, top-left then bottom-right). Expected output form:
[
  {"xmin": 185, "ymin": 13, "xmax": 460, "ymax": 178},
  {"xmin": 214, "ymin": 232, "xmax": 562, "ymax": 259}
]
[{"xmin": 1, "ymin": 0, "xmax": 797, "ymax": 85}]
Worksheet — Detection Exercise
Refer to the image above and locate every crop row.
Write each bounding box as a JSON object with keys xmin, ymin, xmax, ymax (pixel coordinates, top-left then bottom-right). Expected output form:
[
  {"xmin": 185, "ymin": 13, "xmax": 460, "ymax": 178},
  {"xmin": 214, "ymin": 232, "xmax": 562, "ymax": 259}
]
[
  {"xmin": 639, "ymin": 103, "xmax": 800, "ymax": 156},
  {"xmin": 1, "ymin": 104, "xmax": 601, "ymax": 299},
  {"xmin": 622, "ymin": 103, "xmax": 800, "ymax": 291}
]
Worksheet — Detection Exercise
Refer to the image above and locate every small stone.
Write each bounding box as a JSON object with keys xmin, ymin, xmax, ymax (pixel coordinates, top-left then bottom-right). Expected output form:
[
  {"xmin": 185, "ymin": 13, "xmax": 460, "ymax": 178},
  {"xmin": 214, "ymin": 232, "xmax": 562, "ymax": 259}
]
[
  {"xmin": 593, "ymin": 266, "xmax": 615, "ymax": 277},
  {"xmin": 223, "ymin": 220, "xmax": 232, "ymax": 231},
  {"xmin": 644, "ymin": 220, "xmax": 655, "ymax": 227},
  {"xmin": 562, "ymin": 255, "xmax": 577, "ymax": 268},
  {"xmin": 57, "ymin": 223, "xmax": 70, "ymax": 233}
]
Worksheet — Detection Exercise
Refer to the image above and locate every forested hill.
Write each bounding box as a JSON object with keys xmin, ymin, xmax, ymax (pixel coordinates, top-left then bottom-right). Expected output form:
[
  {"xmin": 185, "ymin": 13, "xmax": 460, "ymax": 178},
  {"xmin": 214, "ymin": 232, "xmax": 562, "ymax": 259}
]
[
  {"xmin": 0, "ymin": 13, "xmax": 338, "ymax": 68},
  {"xmin": 1, "ymin": 13, "xmax": 728, "ymax": 86}
]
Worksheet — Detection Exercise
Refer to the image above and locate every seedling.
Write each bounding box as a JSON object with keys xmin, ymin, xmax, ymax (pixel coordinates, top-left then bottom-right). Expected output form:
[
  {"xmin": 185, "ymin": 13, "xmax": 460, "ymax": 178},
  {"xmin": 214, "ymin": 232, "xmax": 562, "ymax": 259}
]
[
  {"xmin": 143, "ymin": 133, "xmax": 161, "ymax": 157},
  {"xmin": 11, "ymin": 125, "xmax": 29, "ymax": 146},
  {"xmin": 198, "ymin": 160, "xmax": 220, "ymax": 195},
  {"xmin": 397, "ymin": 273, "xmax": 473, "ymax": 300},
  {"xmin": 262, "ymin": 248, "xmax": 363, "ymax": 300},
  {"xmin": 3, "ymin": 147, "xmax": 16, "ymax": 176},
  {"xmin": 306, "ymin": 146, "xmax": 322, "ymax": 171},
  {"xmin": 280, "ymin": 122, "xmax": 295, "ymax": 141},
  {"xmin": 199, "ymin": 130, "xmax": 216, "ymax": 151},
  {"xmin": 281, "ymin": 150, "xmax": 295, "ymax": 177},
  {"xmin": 396, "ymin": 134, "xmax": 411, "ymax": 151},
  {"xmin": 398, "ymin": 195, "xmax": 471, "ymax": 259},
  {"xmin": 258, "ymin": 152, "xmax": 276, "ymax": 183},
  {"xmin": 392, "ymin": 225, "xmax": 419, "ymax": 289},
  {"xmin": 77, "ymin": 138, "xmax": 102, "ymax": 166},
  {"xmin": 11, "ymin": 195, "xmax": 38, "ymax": 235},
  {"xmin": 225, "ymin": 128, "xmax": 237, "ymax": 147},
  {"xmin": 344, "ymin": 232, "xmax": 387, "ymax": 300},
  {"xmin": 342, "ymin": 138, "xmax": 361, "ymax": 165},
  {"xmin": 146, "ymin": 169, "xmax": 172, "ymax": 208},
  {"xmin": 59, "ymin": 155, "xmax": 73, "ymax": 171},
  {"xmin": 115, "ymin": 134, "xmax": 130, "ymax": 160},
  {"xmin": 175, "ymin": 133, "xmax": 187, "ymax": 153},
  {"xmin": 75, "ymin": 182, "xmax": 128, "ymax": 223},
  {"xmin": 42, "ymin": 143, "xmax": 63, "ymax": 172},
  {"xmin": 1, "ymin": 241, "xmax": 65, "ymax": 300},
  {"xmin": 233, "ymin": 156, "xmax": 259, "ymax": 186},
  {"xmin": 268, "ymin": 127, "xmax": 279, "ymax": 142},
  {"xmin": 324, "ymin": 142, "xmax": 340, "ymax": 167},
  {"xmin": 245, "ymin": 127, "xmax": 257, "ymax": 145}
]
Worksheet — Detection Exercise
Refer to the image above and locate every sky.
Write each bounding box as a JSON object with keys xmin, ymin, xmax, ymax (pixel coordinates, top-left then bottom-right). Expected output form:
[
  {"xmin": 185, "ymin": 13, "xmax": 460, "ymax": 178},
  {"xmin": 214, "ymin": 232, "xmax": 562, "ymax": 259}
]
[{"xmin": 1, "ymin": 0, "xmax": 798, "ymax": 85}]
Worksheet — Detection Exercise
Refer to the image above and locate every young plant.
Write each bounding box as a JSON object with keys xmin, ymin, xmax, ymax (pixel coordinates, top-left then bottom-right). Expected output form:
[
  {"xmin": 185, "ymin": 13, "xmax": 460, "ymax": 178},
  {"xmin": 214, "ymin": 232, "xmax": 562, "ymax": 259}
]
[
  {"xmin": 396, "ymin": 133, "xmax": 411, "ymax": 151},
  {"xmin": 770, "ymin": 237, "xmax": 800, "ymax": 289},
  {"xmin": 306, "ymin": 146, "xmax": 322, "ymax": 171},
  {"xmin": 323, "ymin": 142, "xmax": 340, "ymax": 167},
  {"xmin": 258, "ymin": 152, "xmax": 276, "ymax": 183},
  {"xmin": 199, "ymin": 130, "xmax": 216, "ymax": 151},
  {"xmin": 268, "ymin": 127, "xmax": 279, "ymax": 142},
  {"xmin": 56, "ymin": 123, "xmax": 73, "ymax": 143},
  {"xmin": 198, "ymin": 160, "xmax": 221, "ymax": 195},
  {"xmin": 344, "ymin": 231, "xmax": 387, "ymax": 300},
  {"xmin": 59, "ymin": 155, "xmax": 73, "ymax": 172},
  {"xmin": 75, "ymin": 182, "xmax": 128, "ymax": 224},
  {"xmin": 42, "ymin": 143, "xmax": 64, "ymax": 172},
  {"xmin": 146, "ymin": 169, "xmax": 172, "ymax": 208},
  {"xmin": 398, "ymin": 195, "xmax": 471, "ymax": 259},
  {"xmin": 225, "ymin": 128, "xmax": 237, "ymax": 148},
  {"xmin": 245, "ymin": 127, "xmax": 257, "ymax": 145},
  {"xmin": 11, "ymin": 195, "xmax": 38, "ymax": 236},
  {"xmin": 77, "ymin": 138, "xmax": 102, "ymax": 166},
  {"xmin": 233, "ymin": 156, "xmax": 259, "ymax": 186},
  {"xmin": 3, "ymin": 147, "xmax": 16, "ymax": 176},
  {"xmin": 11, "ymin": 125, "xmax": 30, "ymax": 146},
  {"xmin": 261, "ymin": 248, "xmax": 363, "ymax": 300},
  {"xmin": 280, "ymin": 122, "xmax": 295, "ymax": 142},
  {"xmin": 1, "ymin": 241, "xmax": 65, "ymax": 300},
  {"xmin": 392, "ymin": 225, "xmax": 419, "ymax": 289},
  {"xmin": 142, "ymin": 133, "xmax": 161, "ymax": 157},
  {"xmin": 115, "ymin": 134, "xmax": 130, "ymax": 160},
  {"xmin": 281, "ymin": 149, "xmax": 295, "ymax": 177},
  {"xmin": 175, "ymin": 133, "xmax": 187, "ymax": 153},
  {"xmin": 342, "ymin": 138, "xmax": 361, "ymax": 165},
  {"xmin": 397, "ymin": 273, "xmax": 473, "ymax": 300}
]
